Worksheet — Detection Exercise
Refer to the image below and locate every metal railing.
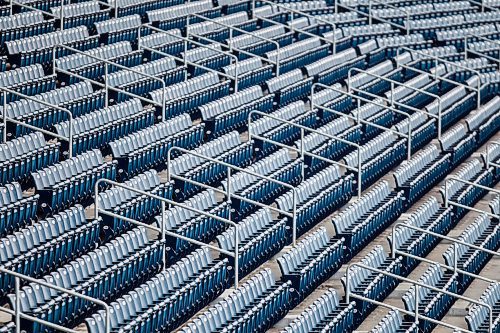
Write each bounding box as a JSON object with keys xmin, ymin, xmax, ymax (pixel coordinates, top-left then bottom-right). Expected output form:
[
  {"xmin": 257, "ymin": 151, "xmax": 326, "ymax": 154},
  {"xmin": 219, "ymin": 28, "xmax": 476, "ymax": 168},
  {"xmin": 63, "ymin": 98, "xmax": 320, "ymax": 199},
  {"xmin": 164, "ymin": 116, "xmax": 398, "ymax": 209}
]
[
  {"xmin": 485, "ymin": 141, "xmax": 500, "ymax": 169},
  {"xmin": 391, "ymin": 222, "xmax": 500, "ymax": 285},
  {"xmin": 311, "ymin": 82, "xmax": 413, "ymax": 160},
  {"xmin": 345, "ymin": 263, "xmax": 495, "ymax": 333},
  {"xmin": 396, "ymin": 46, "xmax": 482, "ymax": 109},
  {"xmin": 347, "ymin": 67, "xmax": 443, "ymax": 139},
  {"xmin": 165, "ymin": 146, "xmax": 301, "ymax": 245},
  {"xmin": 0, "ymin": 268, "xmax": 111, "ymax": 333},
  {"xmin": 333, "ymin": 0, "xmax": 409, "ymax": 34},
  {"xmin": 139, "ymin": 23, "xmax": 241, "ymax": 92},
  {"xmin": 247, "ymin": 110, "xmax": 364, "ymax": 197},
  {"xmin": 0, "ymin": 87, "xmax": 74, "ymax": 157},
  {"xmin": 52, "ymin": 43, "xmax": 169, "ymax": 120},
  {"xmin": 464, "ymin": 34, "xmax": 500, "ymax": 70},
  {"xmin": 94, "ymin": 178, "xmax": 243, "ymax": 287},
  {"xmin": 444, "ymin": 176, "xmax": 500, "ymax": 218},
  {"xmin": 186, "ymin": 12, "xmax": 281, "ymax": 76},
  {"xmin": 9, "ymin": 0, "xmax": 116, "ymax": 31},
  {"xmin": 251, "ymin": 0, "xmax": 339, "ymax": 54}
]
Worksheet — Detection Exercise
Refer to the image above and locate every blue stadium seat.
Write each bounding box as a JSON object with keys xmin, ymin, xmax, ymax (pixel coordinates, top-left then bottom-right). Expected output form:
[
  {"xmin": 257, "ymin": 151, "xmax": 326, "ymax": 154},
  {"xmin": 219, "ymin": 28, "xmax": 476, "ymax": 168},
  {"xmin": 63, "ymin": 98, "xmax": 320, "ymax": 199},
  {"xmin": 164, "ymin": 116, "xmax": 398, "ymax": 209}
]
[
  {"xmin": 115, "ymin": 0, "xmax": 184, "ymax": 18},
  {"xmin": 370, "ymin": 310, "xmax": 419, "ymax": 332},
  {"xmin": 333, "ymin": 181, "xmax": 405, "ymax": 257},
  {"xmin": 394, "ymin": 144, "xmax": 451, "ymax": 205},
  {"xmin": 0, "ymin": 132, "xmax": 60, "ymax": 185},
  {"xmin": 266, "ymin": 69, "xmax": 313, "ymax": 106},
  {"xmin": 218, "ymin": 207, "xmax": 287, "ymax": 277},
  {"xmin": 50, "ymin": 1, "xmax": 110, "ymax": 29},
  {"xmin": 157, "ymin": 189, "xmax": 230, "ymax": 260},
  {"xmin": 32, "ymin": 149, "xmax": 117, "ymax": 214},
  {"xmin": 281, "ymin": 289, "xmax": 356, "ymax": 333},
  {"xmin": 393, "ymin": 113, "xmax": 437, "ymax": 152},
  {"xmin": 180, "ymin": 268, "xmax": 291, "ymax": 333},
  {"xmin": 465, "ymin": 95, "xmax": 500, "ymax": 145},
  {"xmin": 110, "ymin": 114, "xmax": 204, "ymax": 179},
  {"xmin": 438, "ymin": 123, "xmax": 477, "ymax": 167},
  {"xmin": 0, "ymin": 64, "xmax": 55, "ymax": 102},
  {"xmin": 170, "ymin": 131, "xmax": 253, "ymax": 199},
  {"xmin": 0, "ymin": 205, "xmax": 100, "ymax": 296},
  {"xmin": 85, "ymin": 247, "xmax": 228, "ymax": 333},
  {"xmin": 0, "ymin": 182, "xmax": 39, "ymax": 237},
  {"xmin": 94, "ymin": 14, "xmax": 142, "ymax": 44},
  {"xmin": 55, "ymin": 98, "xmax": 155, "ymax": 155},
  {"xmin": 0, "ymin": 12, "xmax": 54, "ymax": 46},
  {"xmin": 277, "ymin": 164, "xmax": 353, "ymax": 236},
  {"xmin": 222, "ymin": 58, "xmax": 274, "ymax": 90},
  {"xmin": 278, "ymin": 227, "xmax": 344, "ymax": 302},
  {"xmin": 466, "ymin": 283, "xmax": 500, "ymax": 333},
  {"xmin": 98, "ymin": 169, "xmax": 173, "ymax": 239}
]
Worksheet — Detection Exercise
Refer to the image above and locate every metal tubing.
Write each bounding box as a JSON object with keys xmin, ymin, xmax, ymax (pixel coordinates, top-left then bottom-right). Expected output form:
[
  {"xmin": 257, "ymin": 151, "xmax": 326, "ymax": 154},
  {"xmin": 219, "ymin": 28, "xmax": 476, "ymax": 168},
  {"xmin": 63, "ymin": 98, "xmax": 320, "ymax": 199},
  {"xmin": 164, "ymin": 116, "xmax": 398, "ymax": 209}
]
[
  {"xmin": 347, "ymin": 67, "xmax": 443, "ymax": 139},
  {"xmin": 94, "ymin": 179, "xmax": 240, "ymax": 286},
  {"xmin": 166, "ymin": 146, "xmax": 300, "ymax": 244},
  {"xmin": 396, "ymin": 46, "xmax": 482, "ymax": 108},
  {"xmin": 346, "ymin": 263, "xmax": 494, "ymax": 333},
  {"xmin": 188, "ymin": 13, "xmax": 281, "ymax": 75},
  {"xmin": 444, "ymin": 176, "xmax": 500, "ymax": 215},
  {"xmin": 311, "ymin": 82, "xmax": 412, "ymax": 160},
  {"xmin": 141, "ymin": 23, "xmax": 240, "ymax": 91},
  {"xmin": 0, "ymin": 267, "xmax": 110, "ymax": 333},
  {"xmin": 485, "ymin": 141, "xmax": 500, "ymax": 169},
  {"xmin": 253, "ymin": 0, "xmax": 338, "ymax": 54},
  {"xmin": 53, "ymin": 44, "xmax": 168, "ymax": 120},
  {"xmin": 0, "ymin": 88, "xmax": 73, "ymax": 157}
]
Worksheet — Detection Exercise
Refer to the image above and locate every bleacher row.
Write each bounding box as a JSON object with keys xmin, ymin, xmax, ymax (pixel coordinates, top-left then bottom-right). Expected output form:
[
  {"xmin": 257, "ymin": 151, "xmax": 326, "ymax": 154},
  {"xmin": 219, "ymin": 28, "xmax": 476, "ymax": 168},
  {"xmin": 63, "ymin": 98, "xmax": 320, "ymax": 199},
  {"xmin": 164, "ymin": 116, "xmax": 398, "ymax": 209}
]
[{"xmin": 0, "ymin": 0, "xmax": 499, "ymax": 332}]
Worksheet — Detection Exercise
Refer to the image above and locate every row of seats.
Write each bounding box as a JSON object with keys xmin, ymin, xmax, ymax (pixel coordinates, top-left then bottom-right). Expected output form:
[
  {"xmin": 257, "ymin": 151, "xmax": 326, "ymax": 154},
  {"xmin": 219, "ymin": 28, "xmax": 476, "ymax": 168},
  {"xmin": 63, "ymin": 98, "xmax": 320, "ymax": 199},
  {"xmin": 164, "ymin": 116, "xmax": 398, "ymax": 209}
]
[
  {"xmin": 467, "ymin": 283, "xmax": 500, "ymax": 333},
  {"xmin": 0, "ymin": 182, "xmax": 39, "ymax": 237}
]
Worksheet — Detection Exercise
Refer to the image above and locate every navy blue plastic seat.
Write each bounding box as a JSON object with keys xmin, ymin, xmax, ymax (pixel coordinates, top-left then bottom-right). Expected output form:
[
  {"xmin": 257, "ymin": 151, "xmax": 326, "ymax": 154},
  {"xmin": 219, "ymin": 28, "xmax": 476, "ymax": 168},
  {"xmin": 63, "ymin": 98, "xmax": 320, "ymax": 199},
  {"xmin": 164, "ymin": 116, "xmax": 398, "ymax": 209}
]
[
  {"xmin": 95, "ymin": 14, "xmax": 142, "ymax": 44},
  {"xmin": 278, "ymin": 227, "xmax": 344, "ymax": 303},
  {"xmin": 266, "ymin": 69, "xmax": 314, "ymax": 106},
  {"xmin": 222, "ymin": 58, "xmax": 274, "ymax": 90},
  {"xmin": 115, "ymin": 0, "xmax": 183, "ymax": 18},
  {"xmin": 0, "ymin": 12, "xmax": 54, "ymax": 47},
  {"xmin": 281, "ymin": 289, "xmax": 355, "ymax": 333},
  {"xmin": 156, "ymin": 189, "xmax": 230, "ymax": 260},
  {"xmin": 370, "ymin": 310, "xmax": 419, "ymax": 333},
  {"xmin": 170, "ymin": 131, "xmax": 253, "ymax": 199},
  {"xmin": 0, "ymin": 132, "xmax": 60, "ymax": 185},
  {"xmin": 146, "ymin": 0, "xmax": 220, "ymax": 31},
  {"xmin": 218, "ymin": 208, "xmax": 287, "ymax": 278},
  {"xmin": 277, "ymin": 164, "xmax": 353, "ymax": 236},
  {"xmin": 333, "ymin": 181, "xmax": 405, "ymax": 258},
  {"xmin": 0, "ymin": 205, "xmax": 100, "ymax": 296},
  {"xmin": 394, "ymin": 145, "xmax": 451, "ymax": 205},
  {"xmin": 180, "ymin": 268, "xmax": 291, "ymax": 333},
  {"xmin": 50, "ymin": 1, "xmax": 110, "ymax": 29},
  {"xmin": 0, "ymin": 182, "xmax": 39, "ymax": 237},
  {"xmin": 110, "ymin": 114, "xmax": 204, "ymax": 179},
  {"xmin": 98, "ymin": 169, "xmax": 173, "ymax": 239},
  {"xmin": 85, "ymin": 247, "xmax": 228, "ymax": 333},
  {"xmin": 465, "ymin": 96, "xmax": 500, "ymax": 145},
  {"xmin": 9, "ymin": 226, "xmax": 163, "ymax": 332},
  {"xmin": 55, "ymin": 98, "xmax": 155, "ymax": 155},
  {"xmin": 0, "ymin": 64, "xmax": 56, "ymax": 103},
  {"xmin": 466, "ymin": 283, "xmax": 500, "ymax": 333},
  {"xmin": 139, "ymin": 29, "xmax": 185, "ymax": 61},
  {"xmin": 393, "ymin": 113, "xmax": 437, "ymax": 152},
  {"xmin": 32, "ymin": 149, "xmax": 117, "ymax": 214},
  {"xmin": 438, "ymin": 123, "xmax": 477, "ymax": 167}
]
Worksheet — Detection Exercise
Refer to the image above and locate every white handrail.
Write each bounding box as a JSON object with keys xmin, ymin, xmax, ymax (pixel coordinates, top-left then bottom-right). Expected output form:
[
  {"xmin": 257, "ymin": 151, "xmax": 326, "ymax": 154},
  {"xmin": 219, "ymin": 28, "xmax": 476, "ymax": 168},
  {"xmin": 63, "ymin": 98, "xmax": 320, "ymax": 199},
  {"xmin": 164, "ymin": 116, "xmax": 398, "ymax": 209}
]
[
  {"xmin": 247, "ymin": 110, "xmax": 364, "ymax": 197},
  {"xmin": 52, "ymin": 43, "xmax": 168, "ymax": 120},
  {"xmin": 166, "ymin": 146, "xmax": 301, "ymax": 245},
  {"xmin": 345, "ymin": 262, "xmax": 494, "ymax": 333},
  {"xmin": 347, "ymin": 67, "xmax": 443, "ymax": 139},
  {"xmin": 94, "ymin": 178, "xmax": 242, "ymax": 287},
  {"xmin": 139, "ymin": 23, "xmax": 240, "ymax": 92},
  {"xmin": 311, "ymin": 82, "xmax": 413, "ymax": 160},
  {"xmin": 0, "ymin": 87, "xmax": 74, "ymax": 157}
]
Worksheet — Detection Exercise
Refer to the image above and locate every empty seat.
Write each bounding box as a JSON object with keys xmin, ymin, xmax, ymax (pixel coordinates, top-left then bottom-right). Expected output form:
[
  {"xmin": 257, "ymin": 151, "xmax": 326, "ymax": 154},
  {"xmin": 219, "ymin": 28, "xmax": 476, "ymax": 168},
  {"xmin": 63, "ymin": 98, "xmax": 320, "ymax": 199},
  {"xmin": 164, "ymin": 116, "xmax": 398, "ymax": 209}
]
[
  {"xmin": 9, "ymin": 226, "xmax": 163, "ymax": 332},
  {"xmin": 50, "ymin": 1, "xmax": 109, "ymax": 29},
  {"xmin": 55, "ymin": 98, "xmax": 155, "ymax": 154},
  {"xmin": 465, "ymin": 96, "xmax": 500, "ymax": 145},
  {"xmin": 110, "ymin": 114, "xmax": 204, "ymax": 178},
  {"xmin": 394, "ymin": 144, "xmax": 451, "ymax": 204},
  {"xmin": 466, "ymin": 283, "xmax": 500, "ymax": 333},
  {"xmin": 224, "ymin": 149, "xmax": 302, "ymax": 220},
  {"xmin": 266, "ymin": 69, "xmax": 313, "ymax": 106},
  {"xmin": 222, "ymin": 58, "xmax": 274, "ymax": 89},
  {"xmin": 371, "ymin": 310, "xmax": 419, "ymax": 332},
  {"xmin": 98, "ymin": 169, "xmax": 173, "ymax": 239},
  {"xmin": 32, "ymin": 149, "xmax": 117, "ymax": 214},
  {"xmin": 282, "ymin": 289, "xmax": 355, "ymax": 333},
  {"xmin": 278, "ymin": 227, "xmax": 344, "ymax": 302},
  {"xmin": 156, "ymin": 189, "xmax": 230, "ymax": 260},
  {"xmin": 0, "ymin": 182, "xmax": 38, "ymax": 237},
  {"xmin": 439, "ymin": 123, "xmax": 477, "ymax": 167},
  {"xmin": 85, "ymin": 247, "xmax": 228, "ymax": 333},
  {"xmin": 180, "ymin": 268, "xmax": 291, "ymax": 333},
  {"xmin": 0, "ymin": 205, "xmax": 99, "ymax": 296},
  {"xmin": 218, "ymin": 207, "xmax": 287, "ymax": 277},
  {"xmin": 0, "ymin": 64, "xmax": 55, "ymax": 102},
  {"xmin": 277, "ymin": 164, "xmax": 353, "ymax": 236},
  {"xmin": 0, "ymin": 132, "xmax": 60, "ymax": 185},
  {"xmin": 393, "ymin": 112, "xmax": 436, "ymax": 152},
  {"xmin": 333, "ymin": 181, "xmax": 404, "ymax": 257},
  {"xmin": 343, "ymin": 245, "xmax": 402, "ymax": 317},
  {"xmin": 170, "ymin": 131, "xmax": 253, "ymax": 199},
  {"xmin": 266, "ymin": 37, "xmax": 329, "ymax": 73}
]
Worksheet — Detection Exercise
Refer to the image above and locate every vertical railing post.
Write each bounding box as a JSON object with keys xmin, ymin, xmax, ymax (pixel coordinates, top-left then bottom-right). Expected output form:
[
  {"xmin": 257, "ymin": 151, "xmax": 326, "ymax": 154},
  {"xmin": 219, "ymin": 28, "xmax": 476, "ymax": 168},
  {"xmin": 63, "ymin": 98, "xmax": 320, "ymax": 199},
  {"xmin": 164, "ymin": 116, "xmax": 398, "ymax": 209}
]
[
  {"xmin": 2, "ymin": 92, "xmax": 6, "ymax": 142},
  {"xmin": 345, "ymin": 265, "xmax": 351, "ymax": 303},
  {"xmin": 104, "ymin": 63, "xmax": 109, "ymax": 107},
  {"xmin": 59, "ymin": 0, "xmax": 64, "ymax": 31},
  {"xmin": 161, "ymin": 201, "xmax": 166, "ymax": 269},
  {"xmin": 14, "ymin": 277, "xmax": 20, "ymax": 333},
  {"xmin": 453, "ymin": 242, "xmax": 458, "ymax": 274},
  {"xmin": 292, "ymin": 190, "xmax": 297, "ymax": 245},
  {"xmin": 300, "ymin": 128, "xmax": 305, "ymax": 180},
  {"xmin": 414, "ymin": 285, "xmax": 419, "ymax": 324}
]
